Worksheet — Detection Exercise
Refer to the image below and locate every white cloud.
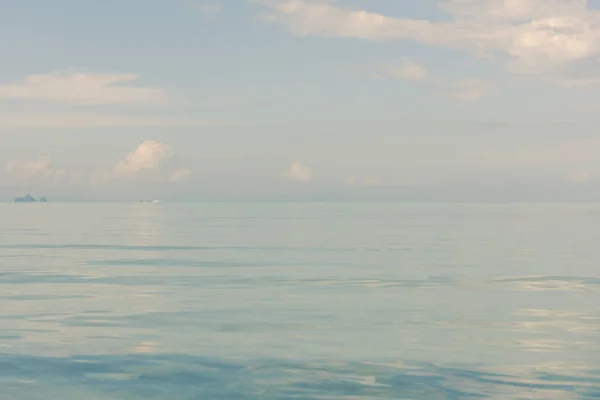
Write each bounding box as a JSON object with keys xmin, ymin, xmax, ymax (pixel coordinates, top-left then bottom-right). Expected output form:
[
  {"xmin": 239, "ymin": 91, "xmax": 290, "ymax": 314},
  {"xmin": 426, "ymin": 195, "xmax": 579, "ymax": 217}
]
[
  {"xmin": 114, "ymin": 140, "xmax": 174, "ymax": 177},
  {"xmin": 448, "ymin": 77, "xmax": 491, "ymax": 100},
  {"xmin": 0, "ymin": 113, "xmax": 234, "ymax": 128},
  {"xmin": 90, "ymin": 140, "xmax": 192, "ymax": 184},
  {"xmin": 285, "ymin": 161, "xmax": 311, "ymax": 181},
  {"xmin": 257, "ymin": 0, "xmax": 600, "ymax": 76},
  {"xmin": 389, "ymin": 59, "xmax": 428, "ymax": 80},
  {"xmin": 4, "ymin": 141, "xmax": 192, "ymax": 187},
  {"xmin": 4, "ymin": 158, "xmax": 66, "ymax": 184},
  {"xmin": 0, "ymin": 72, "xmax": 168, "ymax": 105}
]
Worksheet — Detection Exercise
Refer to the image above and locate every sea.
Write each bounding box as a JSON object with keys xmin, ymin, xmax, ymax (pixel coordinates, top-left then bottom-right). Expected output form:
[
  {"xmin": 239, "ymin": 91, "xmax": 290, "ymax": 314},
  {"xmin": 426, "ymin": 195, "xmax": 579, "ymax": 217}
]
[{"xmin": 1, "ymin": 202, "xmax": 599, "ymax": 399}]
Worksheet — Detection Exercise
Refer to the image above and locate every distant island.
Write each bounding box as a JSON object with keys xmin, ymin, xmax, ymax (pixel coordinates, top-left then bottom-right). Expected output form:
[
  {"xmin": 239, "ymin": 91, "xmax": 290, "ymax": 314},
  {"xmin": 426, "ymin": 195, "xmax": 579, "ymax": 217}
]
[
  {"xmin": 15, "ymin": 194, "xmax": 36, "ymax": 202},
  {"xmin": 14, "ymin": 194, "xmax": 48, "ymax": 203}
]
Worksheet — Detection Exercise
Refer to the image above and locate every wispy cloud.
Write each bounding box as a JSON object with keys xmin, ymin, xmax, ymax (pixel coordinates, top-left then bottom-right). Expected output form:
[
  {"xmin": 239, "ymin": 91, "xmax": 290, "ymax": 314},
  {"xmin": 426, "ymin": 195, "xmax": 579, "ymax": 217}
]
[
  {"xmin": 257, "ymin": 0, "xmax": 600, "ymax": 78},
  {"xmin": 448, "ymin": 78, "xmax": 491, "ymax": 100},
  {"xmin": 285, "ymin": 161, "xmax": 311, "ymax": 182},
  {"xmin": 0, "ymin": 71, "xmax": 168, "ymax": 105},
  {"xmin": 383, "ymin": 58, "xmax": 491, "ymax": 100},
  {"xmin": 553, "ymin": 77, "xmax": 600, "ymax": 88},
  {"xmin": 568, "ymin": 170, "xmax": 591, "ymax": 183},
  {"xmin": 4, "ymin": 158, "xmax": 66, "ymax": 184},
  {"xmin": 0, "ymin": 113, "xmax": 236, "ymax": 128},
  {"xmin": 388, "ymin": 59, "xmax": 428, "ymax": 80},
  {"xmin": 170, "ymin": 168, "xmax": 192, "ymax": 182}
]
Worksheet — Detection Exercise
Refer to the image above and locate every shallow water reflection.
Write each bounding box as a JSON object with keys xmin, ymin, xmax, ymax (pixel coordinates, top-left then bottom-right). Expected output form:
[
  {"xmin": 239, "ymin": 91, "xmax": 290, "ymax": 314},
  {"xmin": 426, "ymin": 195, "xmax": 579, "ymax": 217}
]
[
  {"xmin": 1, "ymin": 203, "xmax": 600, "ymax": 398},
  {"xmin": 3, "ymin": 354, "xmax": 600, "ymax": 399}
]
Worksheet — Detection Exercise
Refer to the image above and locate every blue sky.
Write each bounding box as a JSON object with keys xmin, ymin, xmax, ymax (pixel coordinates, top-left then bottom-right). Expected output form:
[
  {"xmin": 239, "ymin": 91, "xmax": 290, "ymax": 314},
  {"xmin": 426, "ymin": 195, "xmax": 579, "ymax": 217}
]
[{"xmin": 3, "ymin": 0, "xmax": 600, "ymax": 201}]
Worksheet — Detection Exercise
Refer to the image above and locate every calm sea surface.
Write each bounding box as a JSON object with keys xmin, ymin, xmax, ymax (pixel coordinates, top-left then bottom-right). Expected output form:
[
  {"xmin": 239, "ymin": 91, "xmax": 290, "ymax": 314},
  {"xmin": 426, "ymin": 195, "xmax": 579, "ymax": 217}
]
[{"xmin": 1, "ymin": 202, "xmax": 600, "ymax": 399}]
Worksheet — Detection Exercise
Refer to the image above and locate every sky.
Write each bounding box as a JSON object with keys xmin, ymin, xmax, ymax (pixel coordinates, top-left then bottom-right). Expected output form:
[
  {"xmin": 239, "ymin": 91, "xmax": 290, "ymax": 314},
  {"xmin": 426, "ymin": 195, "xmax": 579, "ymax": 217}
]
[{"xmin": 3, "ymin": 0, "xmax": 600, "ymax": 201}]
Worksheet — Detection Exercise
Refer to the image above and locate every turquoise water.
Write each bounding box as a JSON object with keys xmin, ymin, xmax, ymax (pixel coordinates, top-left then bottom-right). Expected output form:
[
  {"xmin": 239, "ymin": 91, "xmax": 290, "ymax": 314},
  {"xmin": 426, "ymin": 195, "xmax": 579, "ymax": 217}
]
[{"xmin": 1, "ymin": 202, "xmax": 600, "ymax": 399}]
